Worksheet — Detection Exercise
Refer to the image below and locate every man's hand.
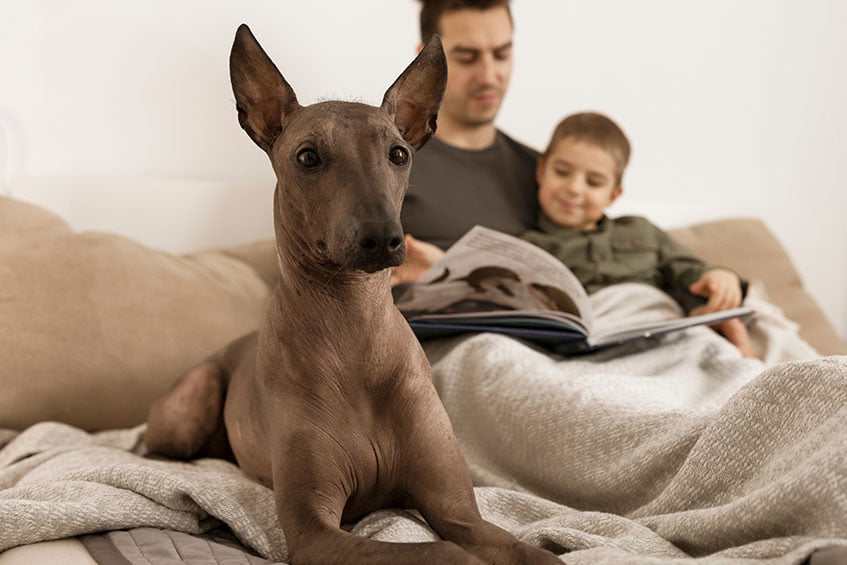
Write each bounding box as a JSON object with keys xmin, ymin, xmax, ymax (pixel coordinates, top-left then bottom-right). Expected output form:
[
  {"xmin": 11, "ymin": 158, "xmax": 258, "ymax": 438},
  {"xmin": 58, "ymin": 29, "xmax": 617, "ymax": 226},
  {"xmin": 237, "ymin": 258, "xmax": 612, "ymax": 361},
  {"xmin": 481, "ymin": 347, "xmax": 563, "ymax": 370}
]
[
  {"xmin": 390, "ymin": 234, "xmax": 445, "ymax": 286},
  {"xmin": 688, "ymin": 268, "xmax": 742, "ymax": 315}
]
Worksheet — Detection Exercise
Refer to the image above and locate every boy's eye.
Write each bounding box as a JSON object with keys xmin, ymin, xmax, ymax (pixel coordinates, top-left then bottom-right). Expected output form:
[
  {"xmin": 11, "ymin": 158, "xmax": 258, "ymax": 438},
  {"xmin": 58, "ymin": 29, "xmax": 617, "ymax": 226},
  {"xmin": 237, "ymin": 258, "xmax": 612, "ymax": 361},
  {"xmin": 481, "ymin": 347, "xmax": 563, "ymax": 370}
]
[
  {"xmin": 587, "ymin": 175, "xmax": 608, "ymax": 187},
  {"xmin": 554, "ymin": 169, "xmax": 570, "ymax": 177}
]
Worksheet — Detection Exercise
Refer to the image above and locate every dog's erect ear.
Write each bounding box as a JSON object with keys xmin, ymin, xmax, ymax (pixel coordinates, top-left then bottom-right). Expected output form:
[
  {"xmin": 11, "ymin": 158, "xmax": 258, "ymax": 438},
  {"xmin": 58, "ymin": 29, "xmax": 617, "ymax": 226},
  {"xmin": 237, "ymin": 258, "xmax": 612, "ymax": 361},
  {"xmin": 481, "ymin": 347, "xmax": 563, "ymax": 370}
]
[
  {"xmin": 381, "ymin": 36, "xmax": 447, "ymax": 151},
  {"xmin": 230, "ymin": 24, "xmax": 300, "ymax": 151}
]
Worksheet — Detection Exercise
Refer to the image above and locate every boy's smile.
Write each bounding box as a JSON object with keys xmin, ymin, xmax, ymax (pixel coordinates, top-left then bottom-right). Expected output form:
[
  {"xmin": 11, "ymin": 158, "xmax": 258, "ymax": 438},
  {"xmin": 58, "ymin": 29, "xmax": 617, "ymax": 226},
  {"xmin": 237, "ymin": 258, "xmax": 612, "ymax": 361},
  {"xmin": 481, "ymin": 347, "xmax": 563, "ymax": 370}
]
[{"xmin": 536, "ymin": 137, "xmax": 622, "ymax": 231}]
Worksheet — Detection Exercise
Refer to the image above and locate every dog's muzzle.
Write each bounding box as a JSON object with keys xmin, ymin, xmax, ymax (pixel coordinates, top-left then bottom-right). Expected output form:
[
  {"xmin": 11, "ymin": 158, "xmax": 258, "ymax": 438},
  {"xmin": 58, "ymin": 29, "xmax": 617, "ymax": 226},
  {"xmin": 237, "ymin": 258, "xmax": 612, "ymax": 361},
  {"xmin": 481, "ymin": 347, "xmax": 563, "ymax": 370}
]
[{"xmin": 349, "ymin": 221, "xmax": 406, "ymax": 273}]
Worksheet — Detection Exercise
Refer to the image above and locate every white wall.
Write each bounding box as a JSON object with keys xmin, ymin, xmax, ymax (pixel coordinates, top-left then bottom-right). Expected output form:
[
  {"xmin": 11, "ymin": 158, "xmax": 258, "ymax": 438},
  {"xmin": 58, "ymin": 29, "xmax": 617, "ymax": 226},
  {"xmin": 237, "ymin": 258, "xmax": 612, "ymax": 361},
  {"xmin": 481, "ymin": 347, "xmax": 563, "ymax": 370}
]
[{"xmin": 1, "ymin": 0, "xmax": 845, "ymax": 344}]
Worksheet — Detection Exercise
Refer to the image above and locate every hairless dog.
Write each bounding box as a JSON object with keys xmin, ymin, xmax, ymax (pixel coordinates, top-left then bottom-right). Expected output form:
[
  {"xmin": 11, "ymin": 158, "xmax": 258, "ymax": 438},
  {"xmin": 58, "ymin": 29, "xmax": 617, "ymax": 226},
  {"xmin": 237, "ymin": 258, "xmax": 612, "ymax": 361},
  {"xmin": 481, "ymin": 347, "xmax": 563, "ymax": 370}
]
[{"xmin": 146, "ymin": 24, "xmax": 562, "ymax": 565}]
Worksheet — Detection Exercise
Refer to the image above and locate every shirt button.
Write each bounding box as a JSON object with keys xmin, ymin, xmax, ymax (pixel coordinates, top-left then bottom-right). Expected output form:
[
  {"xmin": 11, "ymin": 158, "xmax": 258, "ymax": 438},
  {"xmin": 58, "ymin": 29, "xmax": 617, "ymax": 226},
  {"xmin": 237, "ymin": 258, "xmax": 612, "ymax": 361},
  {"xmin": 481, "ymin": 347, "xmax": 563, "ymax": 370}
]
[
  {"xmin": 595, "ymin": 274, "xmax": 605, "ymax": 283},
  {"xmin": 592, "ymin": 253, "xmax": 602, "ymax": 262},
  {"xmin": 633, "ymin": 238, "xmax": 643, "ymax": 248}
]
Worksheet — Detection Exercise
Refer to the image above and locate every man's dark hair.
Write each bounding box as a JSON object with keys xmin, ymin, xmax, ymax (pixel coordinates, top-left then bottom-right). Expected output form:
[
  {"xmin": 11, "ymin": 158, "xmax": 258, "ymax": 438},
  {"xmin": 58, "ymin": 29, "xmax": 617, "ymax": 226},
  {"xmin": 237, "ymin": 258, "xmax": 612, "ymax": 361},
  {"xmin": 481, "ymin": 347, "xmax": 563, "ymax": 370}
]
[{"xmin": 417, "ymin": 0, "xmax": 512, "ymax": 44}]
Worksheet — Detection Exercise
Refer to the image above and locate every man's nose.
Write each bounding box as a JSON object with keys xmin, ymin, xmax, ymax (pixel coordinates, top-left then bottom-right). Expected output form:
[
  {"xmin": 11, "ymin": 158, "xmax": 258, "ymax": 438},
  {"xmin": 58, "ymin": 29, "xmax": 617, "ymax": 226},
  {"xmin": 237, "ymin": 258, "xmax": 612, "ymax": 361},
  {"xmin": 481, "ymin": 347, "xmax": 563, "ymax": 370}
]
[{"xmin": 476, "ymin": 54, "xmax": 498, "ymax": 85}]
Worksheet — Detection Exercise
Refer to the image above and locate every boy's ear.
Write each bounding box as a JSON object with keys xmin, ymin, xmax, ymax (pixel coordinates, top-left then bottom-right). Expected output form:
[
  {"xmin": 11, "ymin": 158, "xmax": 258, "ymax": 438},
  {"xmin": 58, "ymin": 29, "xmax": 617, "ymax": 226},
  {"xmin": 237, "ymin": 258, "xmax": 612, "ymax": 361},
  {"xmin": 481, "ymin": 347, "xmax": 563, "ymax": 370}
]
[
  {"xmin": 610, "ymin": 184, "xmax": 624, "ymax": 204},
  {"xmin": 535, "ymin": 157, "xmax": 545, "ymax": 186}
]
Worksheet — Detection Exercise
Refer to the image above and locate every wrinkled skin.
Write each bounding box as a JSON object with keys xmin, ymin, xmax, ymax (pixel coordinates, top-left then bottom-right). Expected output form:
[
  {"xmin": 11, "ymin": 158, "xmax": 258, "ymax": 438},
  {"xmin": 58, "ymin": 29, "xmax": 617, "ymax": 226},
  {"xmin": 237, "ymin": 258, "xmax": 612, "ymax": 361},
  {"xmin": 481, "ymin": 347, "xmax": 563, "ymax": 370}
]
[{"xmin": 146, "ymin": 25, "xmax": 562, "ymax": 565}]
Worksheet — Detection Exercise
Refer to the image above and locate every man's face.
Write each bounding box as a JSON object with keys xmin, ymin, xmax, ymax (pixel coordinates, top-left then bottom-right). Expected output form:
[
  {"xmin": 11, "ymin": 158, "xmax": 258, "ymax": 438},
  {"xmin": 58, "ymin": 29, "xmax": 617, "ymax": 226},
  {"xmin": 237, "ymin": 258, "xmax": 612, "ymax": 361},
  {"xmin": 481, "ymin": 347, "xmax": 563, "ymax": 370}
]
[{"xmin": 437, "ymin": 7, "xmax": 513, "ymax": 129}]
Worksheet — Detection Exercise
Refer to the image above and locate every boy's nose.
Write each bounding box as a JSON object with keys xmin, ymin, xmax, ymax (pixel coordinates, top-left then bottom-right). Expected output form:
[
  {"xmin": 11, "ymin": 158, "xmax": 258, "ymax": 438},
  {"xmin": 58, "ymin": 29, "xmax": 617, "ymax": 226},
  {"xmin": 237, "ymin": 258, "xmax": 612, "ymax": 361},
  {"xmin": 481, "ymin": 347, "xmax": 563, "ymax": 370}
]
[{"xmin": 562, "ymin": 179, "xmax": 581, "ymax": 195}]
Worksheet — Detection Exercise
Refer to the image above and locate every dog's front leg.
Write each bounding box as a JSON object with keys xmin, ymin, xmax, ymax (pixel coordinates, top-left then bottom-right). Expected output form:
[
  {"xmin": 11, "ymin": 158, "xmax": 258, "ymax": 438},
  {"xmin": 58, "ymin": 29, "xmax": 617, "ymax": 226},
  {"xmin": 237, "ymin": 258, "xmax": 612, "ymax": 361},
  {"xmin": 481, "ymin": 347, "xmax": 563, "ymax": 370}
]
[
  {"xmin": 271, "ymin": 440, "xmax": 485, "ymax": 565},
  {"xmin": 401, "ymin": 391, "xmax": 564, "ymax": 564},
  {"xmin": 413, "ymin": 482, "xmax": 564, "ymax": 565}
]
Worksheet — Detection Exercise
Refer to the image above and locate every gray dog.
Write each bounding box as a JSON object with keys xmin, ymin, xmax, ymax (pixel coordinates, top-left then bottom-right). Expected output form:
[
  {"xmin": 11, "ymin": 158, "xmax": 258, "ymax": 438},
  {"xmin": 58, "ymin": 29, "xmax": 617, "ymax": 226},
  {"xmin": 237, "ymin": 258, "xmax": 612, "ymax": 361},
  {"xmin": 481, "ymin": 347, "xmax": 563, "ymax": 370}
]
[{"xmin": 146, "ymin": 24, "xmax": 561, "ymax": 565}]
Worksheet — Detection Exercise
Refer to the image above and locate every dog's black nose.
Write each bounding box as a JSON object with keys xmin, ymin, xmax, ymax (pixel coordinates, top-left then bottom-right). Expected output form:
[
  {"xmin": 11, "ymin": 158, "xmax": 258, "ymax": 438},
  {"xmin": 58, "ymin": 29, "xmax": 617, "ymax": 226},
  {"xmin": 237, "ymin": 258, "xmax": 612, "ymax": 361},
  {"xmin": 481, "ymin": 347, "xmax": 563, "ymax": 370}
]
[
  {"xmin": 355, "ymin": 223, "xmax": 405, "ymax": 272},
  {"xmin": 360, "ymin": 234, "xmax": 403, "ymax": 252}
]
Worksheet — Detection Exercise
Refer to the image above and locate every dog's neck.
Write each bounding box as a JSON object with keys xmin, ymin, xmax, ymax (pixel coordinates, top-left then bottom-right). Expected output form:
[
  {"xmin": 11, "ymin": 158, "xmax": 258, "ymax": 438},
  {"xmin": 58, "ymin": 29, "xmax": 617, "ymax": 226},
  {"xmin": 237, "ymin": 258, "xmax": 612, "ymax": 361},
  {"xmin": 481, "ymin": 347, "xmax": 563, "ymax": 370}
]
[
  {"xmin": 271, "ymin": 226, "xmax": 394, "ymax": 327},
  {"xmin": 265, "ymin": 248, "xmax": 399, "ymax": 375},
  {"xmin": 276, "ymin": 253, "xmax": 392, "ymax": 303},
  {"xmin": 275, "ymin": 229, "xmax": 389, "ymax": 293}
]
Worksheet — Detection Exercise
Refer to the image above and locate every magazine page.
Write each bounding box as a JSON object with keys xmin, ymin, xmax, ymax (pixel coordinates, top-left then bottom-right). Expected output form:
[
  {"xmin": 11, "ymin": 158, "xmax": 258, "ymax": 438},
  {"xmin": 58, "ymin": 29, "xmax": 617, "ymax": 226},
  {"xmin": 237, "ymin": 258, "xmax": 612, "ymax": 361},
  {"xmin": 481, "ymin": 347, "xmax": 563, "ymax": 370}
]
[{"xmin": 396, "ymin": 225, "xmax": 595, "ymax": 334}]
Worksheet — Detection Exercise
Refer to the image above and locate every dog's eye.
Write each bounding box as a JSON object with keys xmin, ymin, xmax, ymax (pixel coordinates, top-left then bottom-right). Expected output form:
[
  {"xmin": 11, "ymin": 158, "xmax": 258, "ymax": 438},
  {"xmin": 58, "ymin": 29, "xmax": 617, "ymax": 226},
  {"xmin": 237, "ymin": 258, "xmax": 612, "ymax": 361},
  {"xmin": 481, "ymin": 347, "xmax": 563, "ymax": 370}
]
[
  {"xmin": 389, "ymin": 146, "xmax": 409, "ymax": 166},
  {"xmin": 297, "ymin": 149, "xmax": 321, "ymax": 168}
]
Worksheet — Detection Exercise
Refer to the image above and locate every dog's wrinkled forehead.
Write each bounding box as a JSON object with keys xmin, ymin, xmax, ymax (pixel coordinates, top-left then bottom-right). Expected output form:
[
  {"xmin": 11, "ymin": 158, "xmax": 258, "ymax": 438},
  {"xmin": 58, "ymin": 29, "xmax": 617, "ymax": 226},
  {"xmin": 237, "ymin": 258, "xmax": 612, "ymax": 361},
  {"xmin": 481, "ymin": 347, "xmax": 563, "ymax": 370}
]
[{"xmin": 276, "ymin": 101, "xmax": 404, "ymax": 154}]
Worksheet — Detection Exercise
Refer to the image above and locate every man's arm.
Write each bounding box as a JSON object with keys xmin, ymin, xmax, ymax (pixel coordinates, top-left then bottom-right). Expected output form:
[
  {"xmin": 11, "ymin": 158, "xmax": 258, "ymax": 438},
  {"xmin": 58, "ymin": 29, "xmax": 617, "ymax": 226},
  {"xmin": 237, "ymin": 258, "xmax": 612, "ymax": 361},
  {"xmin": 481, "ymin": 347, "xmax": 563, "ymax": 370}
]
[{"xmin": 390, "ymin": 234, "xmax": 445, "ymax": 286}]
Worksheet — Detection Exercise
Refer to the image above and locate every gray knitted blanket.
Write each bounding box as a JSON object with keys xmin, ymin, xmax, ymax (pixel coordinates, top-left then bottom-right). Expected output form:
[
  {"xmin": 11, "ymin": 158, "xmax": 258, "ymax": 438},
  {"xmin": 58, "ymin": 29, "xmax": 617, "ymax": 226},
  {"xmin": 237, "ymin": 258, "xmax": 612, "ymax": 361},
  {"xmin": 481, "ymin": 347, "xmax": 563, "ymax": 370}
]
[{"xmin": 2, "ymin": 286, "xmax": 846, "ymax": 564}]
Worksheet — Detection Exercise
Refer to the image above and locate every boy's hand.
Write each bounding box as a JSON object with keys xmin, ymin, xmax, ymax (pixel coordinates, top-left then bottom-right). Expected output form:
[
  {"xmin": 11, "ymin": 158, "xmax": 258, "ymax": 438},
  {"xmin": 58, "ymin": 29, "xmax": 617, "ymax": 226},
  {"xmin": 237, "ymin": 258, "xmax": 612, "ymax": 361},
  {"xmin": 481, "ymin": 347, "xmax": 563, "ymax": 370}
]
[
  {"xmin": 688, "ymin": 268, "xmax": 742, "ymax": 315},
  {"xmin": 390, "ymin": 234, "xmax": 445, "ymax": 286}
]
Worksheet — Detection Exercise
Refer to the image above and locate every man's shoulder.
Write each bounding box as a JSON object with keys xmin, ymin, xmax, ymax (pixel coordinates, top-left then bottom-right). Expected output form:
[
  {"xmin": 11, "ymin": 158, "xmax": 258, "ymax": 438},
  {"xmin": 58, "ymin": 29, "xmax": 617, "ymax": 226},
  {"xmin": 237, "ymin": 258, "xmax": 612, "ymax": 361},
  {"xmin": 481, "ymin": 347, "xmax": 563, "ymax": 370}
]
[
  {"xmin": 413, "ymin": 130, "xmax": 539, "ymax": 173},
  {"xmin": 497, "ymin": 130, "xmax": 541, "ymax": 160},
  {"xmin": 417, "ymin": 130, "xmax": 540, "ymax": 158}
]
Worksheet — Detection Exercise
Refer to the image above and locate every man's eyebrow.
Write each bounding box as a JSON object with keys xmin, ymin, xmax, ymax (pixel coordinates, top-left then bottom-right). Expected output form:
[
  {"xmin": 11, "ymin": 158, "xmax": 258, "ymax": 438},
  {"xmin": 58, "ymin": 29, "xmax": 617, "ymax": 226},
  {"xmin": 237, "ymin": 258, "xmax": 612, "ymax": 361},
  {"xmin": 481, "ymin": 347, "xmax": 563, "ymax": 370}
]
[
  {"xmin": 450, "ymin": 41, "xmax": 513, "ymax": 55},
  {"xmin": 451, "ymin": 45, "xmax": 482, "ymax": 55}
]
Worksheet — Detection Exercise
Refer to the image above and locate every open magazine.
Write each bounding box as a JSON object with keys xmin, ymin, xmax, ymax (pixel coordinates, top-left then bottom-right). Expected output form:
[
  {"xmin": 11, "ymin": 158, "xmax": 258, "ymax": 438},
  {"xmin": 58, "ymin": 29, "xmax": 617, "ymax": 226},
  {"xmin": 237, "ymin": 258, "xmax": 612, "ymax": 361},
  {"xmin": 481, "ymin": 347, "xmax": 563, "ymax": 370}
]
[{"xmin": 394, "ymin": 225, "xmax": 753, "ymax": 354}]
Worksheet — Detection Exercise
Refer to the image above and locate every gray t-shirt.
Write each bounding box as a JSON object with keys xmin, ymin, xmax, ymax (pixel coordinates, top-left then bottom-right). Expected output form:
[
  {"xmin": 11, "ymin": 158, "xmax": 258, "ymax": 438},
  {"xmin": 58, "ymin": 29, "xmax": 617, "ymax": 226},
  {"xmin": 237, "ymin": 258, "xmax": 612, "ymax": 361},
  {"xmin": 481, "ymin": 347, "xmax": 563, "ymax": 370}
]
[{"xmin": 401, "ymin": 131, "xmax": 540, "ymax": 250}]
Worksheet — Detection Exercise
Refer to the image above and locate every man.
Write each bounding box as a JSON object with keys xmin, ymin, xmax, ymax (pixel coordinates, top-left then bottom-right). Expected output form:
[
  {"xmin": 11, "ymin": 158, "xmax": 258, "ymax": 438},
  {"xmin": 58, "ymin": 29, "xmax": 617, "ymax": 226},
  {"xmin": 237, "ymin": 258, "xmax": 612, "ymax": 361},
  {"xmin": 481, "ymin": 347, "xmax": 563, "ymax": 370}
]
[{"xmin": 395, "ymin": 0, "xmax": 539, "ymax": 284}]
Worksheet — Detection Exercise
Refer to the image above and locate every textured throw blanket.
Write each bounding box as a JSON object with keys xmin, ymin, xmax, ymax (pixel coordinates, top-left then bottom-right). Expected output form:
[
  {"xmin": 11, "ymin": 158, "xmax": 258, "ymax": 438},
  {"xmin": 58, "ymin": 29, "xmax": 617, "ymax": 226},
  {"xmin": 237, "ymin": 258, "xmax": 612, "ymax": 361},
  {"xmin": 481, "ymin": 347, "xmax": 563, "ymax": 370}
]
[{"xmin": 1, "ymin": 285, "xmax": 845, "ymax": 564}]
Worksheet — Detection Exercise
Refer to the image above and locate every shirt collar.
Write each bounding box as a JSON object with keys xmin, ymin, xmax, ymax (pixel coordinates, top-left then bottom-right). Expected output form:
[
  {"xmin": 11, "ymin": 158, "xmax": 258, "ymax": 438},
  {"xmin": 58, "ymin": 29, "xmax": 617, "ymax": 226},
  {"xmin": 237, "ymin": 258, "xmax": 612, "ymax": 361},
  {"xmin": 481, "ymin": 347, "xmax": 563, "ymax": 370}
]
[{"xmin": 537, "ymin": 211, "xmax": 610, "ymax": 237}]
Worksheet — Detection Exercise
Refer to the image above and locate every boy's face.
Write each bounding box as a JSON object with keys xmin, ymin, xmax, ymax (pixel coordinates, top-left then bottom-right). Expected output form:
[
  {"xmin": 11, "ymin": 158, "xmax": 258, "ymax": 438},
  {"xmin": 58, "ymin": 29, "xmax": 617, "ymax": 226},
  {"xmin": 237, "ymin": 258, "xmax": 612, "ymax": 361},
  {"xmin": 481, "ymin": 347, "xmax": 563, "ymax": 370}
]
[
  {"xmin": 436, "ymin": 7, "xmax": 514, "ymax": 129},
  {"xmin": 536, "ymin": 137, "xmax": 622, "ymax": 231}
]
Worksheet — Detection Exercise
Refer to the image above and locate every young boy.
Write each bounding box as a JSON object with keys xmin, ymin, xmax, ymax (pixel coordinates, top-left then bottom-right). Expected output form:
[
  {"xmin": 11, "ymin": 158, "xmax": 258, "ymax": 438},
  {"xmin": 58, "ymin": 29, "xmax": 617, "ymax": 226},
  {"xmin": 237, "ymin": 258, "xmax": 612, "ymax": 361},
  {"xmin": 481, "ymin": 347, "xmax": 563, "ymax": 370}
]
[{"xmin": 521, "ymin": 112, "xmax": 757, "ymax": 357}]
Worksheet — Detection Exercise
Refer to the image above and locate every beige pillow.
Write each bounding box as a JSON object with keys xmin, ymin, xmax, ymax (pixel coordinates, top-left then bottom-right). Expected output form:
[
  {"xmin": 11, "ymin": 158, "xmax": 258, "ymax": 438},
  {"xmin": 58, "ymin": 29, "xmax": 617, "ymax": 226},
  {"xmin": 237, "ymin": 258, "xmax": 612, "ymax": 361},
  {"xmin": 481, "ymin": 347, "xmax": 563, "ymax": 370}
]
[
  {"xmin": 668, "ymin": 218, "xmax": 846, "ymax": 356},
  {"xmin": 0, "ymin": 197, "xmax": 272, "ymax": 431}
]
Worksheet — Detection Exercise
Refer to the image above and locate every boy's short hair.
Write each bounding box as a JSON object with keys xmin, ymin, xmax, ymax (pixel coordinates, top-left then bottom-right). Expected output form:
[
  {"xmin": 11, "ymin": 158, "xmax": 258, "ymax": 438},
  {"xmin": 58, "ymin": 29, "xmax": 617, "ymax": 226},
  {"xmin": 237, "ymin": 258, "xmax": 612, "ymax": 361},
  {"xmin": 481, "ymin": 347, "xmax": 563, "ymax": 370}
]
[
  {"xmin": 417, "ymin": 0, "xmax": 512, "ymax": 44},
  {"xmin": 545, "ymin": 112, "xmax": 631, "ymax": 185}
]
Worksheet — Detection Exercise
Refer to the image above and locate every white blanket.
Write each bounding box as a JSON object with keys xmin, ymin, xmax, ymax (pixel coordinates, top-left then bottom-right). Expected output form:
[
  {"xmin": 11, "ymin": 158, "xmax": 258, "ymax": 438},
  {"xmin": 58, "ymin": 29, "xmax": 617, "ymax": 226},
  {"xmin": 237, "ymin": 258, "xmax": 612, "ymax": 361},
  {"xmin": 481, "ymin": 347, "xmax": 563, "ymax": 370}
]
[{"xmin": 1, "ymin": 285, "xmax": 845, "ymax": 563}]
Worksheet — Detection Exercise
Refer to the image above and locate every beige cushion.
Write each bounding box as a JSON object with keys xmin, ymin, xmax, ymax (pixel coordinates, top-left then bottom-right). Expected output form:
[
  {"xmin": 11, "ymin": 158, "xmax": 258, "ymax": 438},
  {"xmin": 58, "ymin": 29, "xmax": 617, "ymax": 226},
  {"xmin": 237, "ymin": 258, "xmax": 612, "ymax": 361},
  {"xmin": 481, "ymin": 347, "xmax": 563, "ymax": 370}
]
[
  {"xmin": 668, "ymin": 218, "xmax": 846, "ymax": 356},
  {"xmin": 3, "ymin": 201, "xmax": 841, "ymax": 433},
  {"xmin": 0, "ymin": 197, "xmax": 272, "ymax": 431}
]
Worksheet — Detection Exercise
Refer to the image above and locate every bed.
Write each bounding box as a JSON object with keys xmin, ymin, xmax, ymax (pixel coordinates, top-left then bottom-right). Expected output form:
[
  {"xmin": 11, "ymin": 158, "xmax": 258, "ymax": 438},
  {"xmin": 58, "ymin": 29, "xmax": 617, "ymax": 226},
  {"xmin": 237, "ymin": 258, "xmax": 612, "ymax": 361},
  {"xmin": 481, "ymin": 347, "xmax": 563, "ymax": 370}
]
[{"xmin": 1, "ymin": 185, "xmax": 846, "ymax": 564}]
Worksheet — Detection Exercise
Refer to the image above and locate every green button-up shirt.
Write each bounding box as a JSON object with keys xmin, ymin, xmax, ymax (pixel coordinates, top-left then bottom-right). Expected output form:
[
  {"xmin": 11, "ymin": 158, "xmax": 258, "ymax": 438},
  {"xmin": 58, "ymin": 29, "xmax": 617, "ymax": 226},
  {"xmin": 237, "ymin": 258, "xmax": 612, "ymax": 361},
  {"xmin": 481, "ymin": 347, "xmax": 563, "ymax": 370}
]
[{"xmin": 521, "ymin": 213, "xmax": 715, "ymax": 296}]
